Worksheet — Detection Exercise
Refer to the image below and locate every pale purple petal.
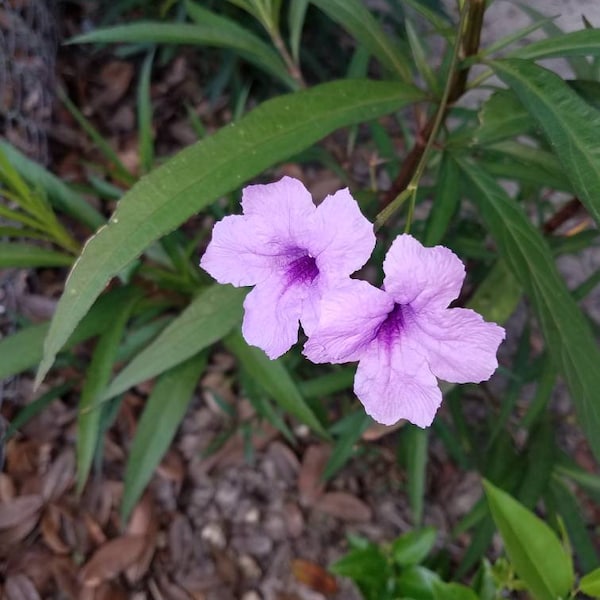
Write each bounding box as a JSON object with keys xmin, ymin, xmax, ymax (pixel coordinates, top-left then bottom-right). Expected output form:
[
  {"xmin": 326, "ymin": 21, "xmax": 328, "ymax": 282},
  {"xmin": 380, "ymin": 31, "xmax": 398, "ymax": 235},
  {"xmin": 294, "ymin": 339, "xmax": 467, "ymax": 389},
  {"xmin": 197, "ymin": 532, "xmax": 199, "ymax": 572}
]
[
  {"xmin": 354, "ymin": 339, "xmax": 442, "ymax": 427},
  {"xmin": 242, "ymin": 274, "xmax": 304, "ymax": 359},
  {"xmin": 200, "ymin": 215, "xmax": 275, "ymax": 286},
  {"xmin": 411, "ymin": 307, "xmax": 505, "ymax": 383},
  {"xmin": 241, "ymin": 176, "xmax": 315, "ymax": 248},
  {"xmin": 383, "ymin": 234, "xmax": 465, "ymax": 311},
  {"xmin": 303, "ymin": 280, "xmax": 394, "ymax": 364},
  {"xmin": 307, "ymin": 188, "xmax": 376, "ymax": 277}
]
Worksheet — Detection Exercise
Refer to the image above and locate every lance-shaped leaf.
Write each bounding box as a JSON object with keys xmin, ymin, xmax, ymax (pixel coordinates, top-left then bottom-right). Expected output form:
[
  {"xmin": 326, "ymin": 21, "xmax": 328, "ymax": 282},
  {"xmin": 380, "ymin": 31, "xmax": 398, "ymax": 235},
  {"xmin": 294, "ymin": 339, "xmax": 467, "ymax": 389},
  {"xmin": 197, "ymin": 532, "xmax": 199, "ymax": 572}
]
[
  {"xmin": 102, "ymin": 285, "xmax": 245, "ymax": 401},
  {"xmin": 460, "ymin": 161, "xmax": 600, "ymax": 462},
  {"xmin": 491, "ymin": 59, "xmax": 600, "ymax": 226},
  {"xmin": 37, "ymin": 79, "xmax": 423, "ymax": 384},
  {"xmin": 511, "ymin": 28, "xmax": 600, "ymax": 62},
  {"xmin": 70, "ymin": 21, "xmax": 296, "ymax": 90},
  {"xmin": 310, "ymin": 0, "xmax": 411, "ymax": 81},
  {"xmin": 224, "ymin": 329, "xmax": 328, "ymax": 438},
  {"xmin": 122, "ymin": 353, "xmax": 206, "ymax": 521},
  {"xmin": 484, "ymin": 480, "xmax": 573, "ymax": 600}
]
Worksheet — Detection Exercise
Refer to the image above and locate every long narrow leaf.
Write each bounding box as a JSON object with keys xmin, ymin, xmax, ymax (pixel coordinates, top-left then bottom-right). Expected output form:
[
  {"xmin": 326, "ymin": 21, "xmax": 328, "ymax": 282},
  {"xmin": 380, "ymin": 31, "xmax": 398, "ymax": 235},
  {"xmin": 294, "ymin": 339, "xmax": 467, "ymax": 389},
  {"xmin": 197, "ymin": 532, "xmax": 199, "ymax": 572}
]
[
  {"xmin": 102, "ymin": 285, "xmax": 245, "ymax": 401},
  {"xmin": 122, "ymin": 353, "xmax": 206, "ymax": 521},
  {"xmin": 491, "ymin": 59, "xmax": 600, "ymax": 227},
  {"xmin": 310, "ymin": 0, "xmax": 411, "ymax": 81},
  {"xmin": 0, "ymin": 141, "xmax": 104, "ymax": 230},
  {"xmin": 0, "ymin": 243, "xmax": 74, "ymax": 268},
  {"xmin": 77, "ymin": 290, "xmax": 139, "ymax": 492},
  {"xmin": 37, "ymin": 79, "xmax": 424, "ymax": 384},
  {"xmin": 511, "ymin": 29, "xmax": 600, "ymax": 62},
  {"xmin": 0, "ymin": 286, "xmax": 137, "ymax": 381},
  {"xmin": 225, "ymin": 329, "xmax": 328, "ymax": 438},
  {"xmin": 460, "ymin": 160, "xmax": 600, "ymax": 462},
  {"xmin": 71, "ymin": 21, "xmax": 295, "ymax": 90}
]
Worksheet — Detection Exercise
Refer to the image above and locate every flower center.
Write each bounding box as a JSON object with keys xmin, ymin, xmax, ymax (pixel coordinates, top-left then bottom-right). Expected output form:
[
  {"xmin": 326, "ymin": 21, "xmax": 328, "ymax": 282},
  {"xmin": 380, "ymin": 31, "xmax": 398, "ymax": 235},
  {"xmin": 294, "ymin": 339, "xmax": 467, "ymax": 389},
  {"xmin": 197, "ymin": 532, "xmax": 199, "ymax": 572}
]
[
  {"xmin": 286, "ymin": 253, "xmax": 319, "ymax": 286},
  {"xmin": 377, "ymin": 303, "xmax": 409, "ymax": 347}
]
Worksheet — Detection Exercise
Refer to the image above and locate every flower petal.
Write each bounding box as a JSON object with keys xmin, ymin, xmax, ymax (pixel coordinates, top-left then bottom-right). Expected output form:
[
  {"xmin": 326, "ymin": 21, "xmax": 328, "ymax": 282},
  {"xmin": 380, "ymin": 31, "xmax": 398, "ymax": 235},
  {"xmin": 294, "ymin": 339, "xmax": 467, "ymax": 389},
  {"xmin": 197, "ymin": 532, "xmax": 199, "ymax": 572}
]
[
  {"xmin": 383, "ymin": 234, "xmax": 465, "ymax": 311},
  {"xmin": 413, "ymin": 307, "xmax": 505, "ymax": 383},
  {"xmin": 241, "ymin": 274, "xmax": 304, "ymax": 359},
  {"xmin": 354, "ymin": 339, "xmax": 442, "ymax": 427},
  {"xmin": 303, "ymin": 280, "xmax": 394, "ymax": 364},
  {"xmin": 309, "ymin": 188, "xmax": 376, "ymax": 276},
  {"xmin": 200, "ymin": 215, "xmax": 276, "ymax": 286},
  {"xmin": 241, "ymin": 176, "xmax": 315, "ymax": 247}
]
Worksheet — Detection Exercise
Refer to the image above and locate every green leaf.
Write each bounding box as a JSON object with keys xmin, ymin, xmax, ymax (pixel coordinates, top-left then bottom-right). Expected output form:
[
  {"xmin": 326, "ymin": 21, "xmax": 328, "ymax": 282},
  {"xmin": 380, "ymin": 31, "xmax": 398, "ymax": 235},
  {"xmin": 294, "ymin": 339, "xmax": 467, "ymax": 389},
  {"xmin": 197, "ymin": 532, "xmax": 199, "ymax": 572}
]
[
  {"xmin": 330, "ymin": 544, "xmax": 390, "ymax": 600},
  {"xmin": 548, "ymin": 477, "xmax": 599, "ymax": 573},
  {"xmin": 58, "ymin": 89, "xmax": 135, "ymax": 184},
  {"xmin": 515, "ymin": 6, "xmax": 593, "ymax": 79},
  {"xmin": 0, "ymin": 286, "xmax": 138, "ymax": 382},
  {"xmin": 403, "ymin": 426, "xmax": 428, "ymax": 526},
  {"xmin": 511, "ymin": 28, "xmax": 600, "ymax": 62},
  {"xmin": 483, "ymin": 479, "xmax": 574, "ymax": 600},
  {"xmin": 77, "ymin": 290, "xmax": 139, "ymax": 493},
  {"xmin": 137, "ymin": 49, "xmax": 155, "ymax": 173},
  {"xmin": 472, "ymin": 88, "xmax": 532, "ymax": 146},
  {"xmin": 467, "ymin": 259, "xmax": 521, "ymax": 325},
  {"xmin": 0, "ymin": 243, "xmax": 74, "ymax": 268},
  {"xmin": 323, "ymin": 411, "xmax": 370, "ymax": 480},
  {"xmin": 2, "ymin": 382, "xmax": 74, "ymax": 441},
  {"xmin": 392, "ymin": 527, "xmax": 437, "ymax": 567},
  {"xmin": 287, "ymin": 0, "xmax": 308, "ymax": 63},
  {"xmin": 310, "ymin": 0, "xmax": 411, "ymax": 81},
  {"xmin": 122, "ymin": 353, "xmax": 205, "ymax": 521},
  {"xmin": 432, "ymin": 581, "xmax": 478, "ymax": 600},
  {"xmin": 37, "ymin": 78, "xmax": 423, "ymax": 384},
  {"xmin": 459, "ymin": 160, "xmax": 600, "ymax": 462},
  {"xmin": 0, "ymin": 141, "xmax": 104, "ymax": 230},
  {"xmin": 224, "ymin": 329, "xmax": 328, "ymax": 438},
  {"xmin": 72, "ymin": 19, "xmax": 295, "ymax": 91},
  {"xmin": 395, "ymin": 565, "xmax": 439, "ymax": 600},
  {"xmin": 478, "ymin": 140, "xmax": 572, "ymax": 192},
  {"xmin": 424, "ymin": 153, "xmax": 460, "ymax": 246},
  {"xmin": 102, "ymin": 285, "xmax": 245, "ymax": 401},
  {"xmin": 580, "ymin": 567, "xmax": 600, "ymax": 597},
  {"xmin": 491, "ymin": 59, "xmax": 600, "ymax": 226}
]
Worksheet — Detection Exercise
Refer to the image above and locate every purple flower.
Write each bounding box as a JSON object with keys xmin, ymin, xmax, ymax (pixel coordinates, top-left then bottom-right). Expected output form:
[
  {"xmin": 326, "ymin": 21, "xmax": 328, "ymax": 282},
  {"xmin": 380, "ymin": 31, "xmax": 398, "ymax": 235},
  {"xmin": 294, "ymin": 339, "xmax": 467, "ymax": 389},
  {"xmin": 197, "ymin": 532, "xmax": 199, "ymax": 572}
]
[
  {"xmin": 200, "ymin": 176, "xmax": 376, "ymax": 359},
  {"xmin": 304, "ymin": 234, "xmax": 505, "ymax": 427}
]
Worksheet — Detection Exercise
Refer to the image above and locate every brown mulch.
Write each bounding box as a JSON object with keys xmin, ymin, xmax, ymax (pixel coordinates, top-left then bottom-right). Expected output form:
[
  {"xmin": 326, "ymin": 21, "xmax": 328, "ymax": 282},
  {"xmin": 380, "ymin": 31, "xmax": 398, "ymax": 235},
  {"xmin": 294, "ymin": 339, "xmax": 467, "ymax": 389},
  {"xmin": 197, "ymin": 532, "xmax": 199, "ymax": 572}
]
[{"xmin": 0, "ymin": 362, "xmax": 480, "ymax": 600}]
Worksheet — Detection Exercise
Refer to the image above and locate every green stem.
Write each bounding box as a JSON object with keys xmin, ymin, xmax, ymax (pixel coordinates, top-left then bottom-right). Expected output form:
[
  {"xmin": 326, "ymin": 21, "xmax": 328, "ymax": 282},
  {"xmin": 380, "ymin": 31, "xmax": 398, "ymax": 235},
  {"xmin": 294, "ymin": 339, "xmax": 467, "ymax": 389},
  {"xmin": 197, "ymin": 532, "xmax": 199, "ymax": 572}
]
[{"xmin": 374, "ymin": 2, "xmax": 474, "ymax": 231}]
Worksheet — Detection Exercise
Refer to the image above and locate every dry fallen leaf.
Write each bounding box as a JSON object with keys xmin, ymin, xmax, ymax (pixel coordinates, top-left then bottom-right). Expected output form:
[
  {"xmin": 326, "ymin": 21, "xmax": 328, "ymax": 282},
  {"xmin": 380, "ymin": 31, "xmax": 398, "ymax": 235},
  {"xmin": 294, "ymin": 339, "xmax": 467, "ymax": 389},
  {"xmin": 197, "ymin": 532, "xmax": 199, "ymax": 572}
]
[
  {"xmin": 313, "ymin": 492, "xmax": 372, "ymax": 523},
  {"xmin": 41, "ymin": 449, "xmax": 75, "ymax": 501},
  {"xmin": 4, "ymin": 574, "xmax": 41, "ymax": 600},
  {"xmin": 80, "ymin": 535, "xmax": 147, "ymax": 588},
  {"xmin": 0, "ymin": 494, "xmax": 43, "ymax": 529},
  {"xmin": 297, "ymin": 445, "xmax": 330, "ymax": 506},
  {"xmin": 40, "ymin": 505, "xmax": 70, "ymax": 554},
  {"xmin": 291, "ymin": 559, "xmax": 338, "ymax": 596},
  {"xmin": 125, "ymin": 494, "xmax": 158, "ymax": 584}
]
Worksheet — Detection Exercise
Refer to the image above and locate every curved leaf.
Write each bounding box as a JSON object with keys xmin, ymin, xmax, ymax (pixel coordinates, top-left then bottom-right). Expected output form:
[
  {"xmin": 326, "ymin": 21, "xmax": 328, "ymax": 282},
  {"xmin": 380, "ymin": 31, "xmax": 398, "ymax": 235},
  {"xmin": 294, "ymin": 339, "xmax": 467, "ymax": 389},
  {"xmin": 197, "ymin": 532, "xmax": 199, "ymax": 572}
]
[
  {"xmin": 77, "ymin": 290, "xmax": 139, "ymax": 492},
  {"xmin": 460, "ymin": 160, "xmax": 600, "ymax": 462},
  {"xmin": 491, "ymin": 59, "xmax": 600, "ymax": 226},
  {"xmin": 102, "ymin": 285, "xmax": 245, "ymax": 401},
  {"xmin": 512, "ymin": 29, "xmax": 600, "ymax": 61},
  {"xmin": 225, "ymin": 329, "xmax": 328, "ymax": 438},
  {"xmin": 0, "ymin": 243, "xmax": 74, "ymax": 268},
  {"xmin": 483, "ymin": 480, "xmax": 573, "ymax": 600},
  {"xmin": 37, "ymin": 79, "xmax": 424, "ymax": 384},
  {"xmin": 70, "ymin": 21, "xmax": 295, "ymax": 90},
  {"xmin": 122, "ymin": 353, "xmax": 206, "ymax": 521},
  {"xmin": 0, "ymin": 287, "xmax": 136, "ymax": 381},
  {"xmin": 310, "ymin": 0, "xmax": 411, "ymax": 81}
]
